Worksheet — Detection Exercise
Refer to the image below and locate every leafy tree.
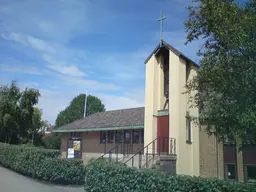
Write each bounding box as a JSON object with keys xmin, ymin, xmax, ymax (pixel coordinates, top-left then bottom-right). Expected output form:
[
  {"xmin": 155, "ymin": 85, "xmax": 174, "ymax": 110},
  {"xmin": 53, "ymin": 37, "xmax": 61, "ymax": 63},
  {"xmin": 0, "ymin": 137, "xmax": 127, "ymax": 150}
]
[
  {"xmin": 185, "ymin": 0, "xmax": 256, "ymax": 144},
  {"xmin": 42, "ymin": 133, "xmax": 61, "ymax": 149},
  {"xmin": 55, "ymin": 94, "xmax": 105, "ymax": 127},
  {"xmin": 0, "ymin": 81, "xmax": 40, "ymax": 144},
  {"xmin": 29, "ymin": 107, "xmax": 48, "ymax": 145}
]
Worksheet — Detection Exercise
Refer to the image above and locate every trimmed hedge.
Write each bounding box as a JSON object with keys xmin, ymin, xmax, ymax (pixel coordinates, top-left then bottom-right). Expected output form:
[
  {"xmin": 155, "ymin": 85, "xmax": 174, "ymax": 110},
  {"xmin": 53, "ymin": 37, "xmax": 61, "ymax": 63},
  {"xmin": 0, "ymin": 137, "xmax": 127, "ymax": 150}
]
[
  {"xmin": 85, "ymin": 160, "xmax": 255, "ymax": 192},
  {"xmin": 0, "ymin": 144, "xmax": 85, "ymax": 185}
]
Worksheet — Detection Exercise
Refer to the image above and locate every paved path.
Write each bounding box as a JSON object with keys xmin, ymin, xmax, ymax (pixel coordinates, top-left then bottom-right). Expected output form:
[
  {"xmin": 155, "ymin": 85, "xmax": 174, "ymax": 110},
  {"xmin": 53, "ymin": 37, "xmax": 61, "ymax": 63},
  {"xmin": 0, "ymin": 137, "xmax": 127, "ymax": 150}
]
[{"xmin": 0, "ymin": 166, "xmax": 84, "ymax": 192}]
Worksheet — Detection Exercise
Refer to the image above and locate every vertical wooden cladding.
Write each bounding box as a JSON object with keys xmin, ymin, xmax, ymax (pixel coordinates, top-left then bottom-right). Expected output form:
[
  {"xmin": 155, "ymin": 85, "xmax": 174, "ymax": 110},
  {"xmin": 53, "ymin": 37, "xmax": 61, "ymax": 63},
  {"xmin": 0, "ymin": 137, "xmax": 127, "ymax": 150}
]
[{"xmin": 157, "ymin": 115, "xmax": 169, "ymax": 153}]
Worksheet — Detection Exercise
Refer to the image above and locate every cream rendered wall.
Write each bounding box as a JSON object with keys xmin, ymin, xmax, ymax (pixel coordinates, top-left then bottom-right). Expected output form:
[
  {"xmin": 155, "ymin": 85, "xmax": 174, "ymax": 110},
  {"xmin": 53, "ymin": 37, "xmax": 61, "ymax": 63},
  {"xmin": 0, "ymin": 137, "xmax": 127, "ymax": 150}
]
[
  {"xmin": 169, "ymin": 50, "xmax": 200, "ymax": 176},
  {"xmin": 144, "ymin": 55, "xmax": 164, "ymax": 152},
  {"xmin": 189, "ymin": 65, "xmax": 200, "ymax": 176}
]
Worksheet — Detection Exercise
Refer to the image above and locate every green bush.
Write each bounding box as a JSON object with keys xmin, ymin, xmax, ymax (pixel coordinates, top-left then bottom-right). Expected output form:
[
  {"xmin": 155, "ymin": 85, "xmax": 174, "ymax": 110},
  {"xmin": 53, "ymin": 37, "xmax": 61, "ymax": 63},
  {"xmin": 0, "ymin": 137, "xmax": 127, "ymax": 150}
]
[
  {"xmin": 0, "ymin": 144, "xmax": 85, "ymax": 185},
  {"xmin": 85, "ymin": 160, "xmax": 255, "ymax": 192}
]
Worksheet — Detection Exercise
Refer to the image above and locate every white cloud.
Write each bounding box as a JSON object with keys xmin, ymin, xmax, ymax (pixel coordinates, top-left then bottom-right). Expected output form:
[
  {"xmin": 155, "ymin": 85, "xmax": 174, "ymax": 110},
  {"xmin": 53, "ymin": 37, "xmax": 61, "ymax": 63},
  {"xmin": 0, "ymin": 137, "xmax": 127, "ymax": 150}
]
[
  {"xmin": 47, "ymin": 64, "xmax": 85, "ymax": 77},
  {"xmin": 57, "ymin": 74, "xmax": 119, "ymax": 91},
  {"xmin": 42, "ymin": 54, "xmax": 86, "ymax": 77},
  {"xmin": 100, "ymin": 94, "xmax": 144, "ymax": 111},
  {"xmin": 1, "ymin": 32, "xmax": 55, "ymax": 54}
]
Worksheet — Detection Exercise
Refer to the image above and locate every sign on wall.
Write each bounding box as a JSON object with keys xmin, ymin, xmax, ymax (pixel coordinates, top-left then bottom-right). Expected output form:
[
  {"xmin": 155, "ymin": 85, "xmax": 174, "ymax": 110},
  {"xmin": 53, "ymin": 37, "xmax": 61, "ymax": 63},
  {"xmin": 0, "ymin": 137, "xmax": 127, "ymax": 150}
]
[
  {"xmin": 67, "ymin": 148, "xmax": 74, "ymax": 158},
  {"xmin": 67, "ymin": 139, "xmax": 81, "ymax": 158}
]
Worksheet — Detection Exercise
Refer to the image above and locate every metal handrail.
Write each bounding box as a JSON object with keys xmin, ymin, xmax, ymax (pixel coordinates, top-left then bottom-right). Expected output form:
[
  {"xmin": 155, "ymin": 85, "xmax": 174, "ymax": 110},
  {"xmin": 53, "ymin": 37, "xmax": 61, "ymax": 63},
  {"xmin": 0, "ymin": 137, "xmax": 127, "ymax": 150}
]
[
  {"xmin": 124, "ymin": 137, "xmax": 176, "ymax": 168},
  {"xmin": 85, "ymin": 141, "xmax": 133, "ymax": 169}
]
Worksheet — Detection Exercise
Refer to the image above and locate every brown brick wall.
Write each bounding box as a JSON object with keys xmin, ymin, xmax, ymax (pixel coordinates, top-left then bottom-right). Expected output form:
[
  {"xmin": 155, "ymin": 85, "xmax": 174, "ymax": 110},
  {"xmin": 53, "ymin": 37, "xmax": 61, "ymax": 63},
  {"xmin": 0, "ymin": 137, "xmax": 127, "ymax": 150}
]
[
  {"xmin": 199, "ymin": 126, "xmax": 255, "ymax": 183},
  {"xmin": 217, "ymin": 142, "xmax": 224, "ymax": 179},
  {"xmin": 60, "ymin": 130, "xmax": 144, "ymax": 154},
  {"xmin": 199, "ymin": 126, "xmax": 225, "ymax": 179},
  {"xmin": 199, "ymin": 127, "xmax": 219, "ymax": 178},
  {"xmin": 61, "ymin": 133, "xmax": 69, "ymax": 151}
]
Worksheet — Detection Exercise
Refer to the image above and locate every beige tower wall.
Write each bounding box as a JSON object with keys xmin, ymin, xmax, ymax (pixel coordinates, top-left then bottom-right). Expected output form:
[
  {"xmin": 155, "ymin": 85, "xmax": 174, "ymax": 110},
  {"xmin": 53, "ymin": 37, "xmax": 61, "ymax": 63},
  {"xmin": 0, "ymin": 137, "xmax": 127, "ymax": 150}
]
[
  {"xmin": 144, "ymin": 55, "xmax": 165, "ymax": 152},
  {"xmin": 169, "ymin": 50, "xmax": 200, "ymax": 176}
]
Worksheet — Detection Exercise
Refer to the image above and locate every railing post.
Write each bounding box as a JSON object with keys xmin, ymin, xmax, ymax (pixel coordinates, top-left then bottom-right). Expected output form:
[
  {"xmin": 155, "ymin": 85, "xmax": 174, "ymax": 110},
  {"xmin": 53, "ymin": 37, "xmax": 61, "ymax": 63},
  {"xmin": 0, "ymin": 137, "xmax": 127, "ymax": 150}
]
[
  {"xmin": 174, "ymin": 138, "xmax": 176, "ymax": 154},
  {"xmin": 132, "ymin": 157, "xmax": 134, "ymax": 167},
  {"xmin": 109, "ymin": 152, "xmax": 112, "ymax": 162},
  {"xmin": 127, "ymin": 143, "xmax": 128, "ymax": 157},
  {"xmin": 146, "ymin": 146, "xmax": 148, "ymax": 168},
  {"xmin": 104, "ymin": 141, "xmax": 106, "ymax": 154},
  {"xmin": 153, "ymin": 141, "xmax": 155, "ymax": 155},
  {"xmin": 162, "ymin": 137, "xmax": 164, "ymax": 154},
  {"xmin": 116, "ymin": 145, "xmax": 119, "ymax": 162},
  {"xmin": 169, "ymin": 138, "xmax": 171, "ymax": 154},
  {"xmin": 138, "ymin": 151, "xmax": 142, "ymax": 168},
  {"xmin": 158, "ymin": 137, "xmax": 160, "ymax": 156}
]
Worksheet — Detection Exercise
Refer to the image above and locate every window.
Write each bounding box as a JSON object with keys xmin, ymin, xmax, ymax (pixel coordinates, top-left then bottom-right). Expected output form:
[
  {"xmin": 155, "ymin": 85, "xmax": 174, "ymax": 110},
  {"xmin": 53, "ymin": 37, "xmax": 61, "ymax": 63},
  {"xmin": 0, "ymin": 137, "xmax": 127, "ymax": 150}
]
[
  {"xmin": 186, "ymin": 111, "xmax": 192, "ymax": 143},
  {"xmin": 224, "ymin": 164, "xmax": 237, "ymax": 180},
  {"xmin": 100, "ymin": 131, "xmax": 106, "ymax": 143},
  {"xmin": 132, "ymin": 130, "xmax": 140, "ymax": 144},
  {"xmin": 141, "ymin": 129, "xmax": 144, "ymax": 144},
  {"xmin": 124, "ymin": 130, "xmax": 131, "ymax": 143},
  {"xmin": 115, "ymin": 130, "xmax": 122, "ymax": 143},
  {"xmin": 107, "ymin": 131, "xmax": 114, "ymax": 143},
  {"xmin": 245, "ymin": 166, "xmax": 256, "ymax": 183},
  {"xmin": 70, "ymin": 132, "xmax": 81, "ymax": 138}
]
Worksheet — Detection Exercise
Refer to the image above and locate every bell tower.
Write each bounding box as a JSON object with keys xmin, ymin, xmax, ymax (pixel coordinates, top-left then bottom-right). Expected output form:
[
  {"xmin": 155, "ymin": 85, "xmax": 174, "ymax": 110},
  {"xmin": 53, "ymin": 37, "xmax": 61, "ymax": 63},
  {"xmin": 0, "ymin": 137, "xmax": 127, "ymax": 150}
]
[{"xmin": 144, "ymin": 11, "xmax": 170, "ymax": 153}]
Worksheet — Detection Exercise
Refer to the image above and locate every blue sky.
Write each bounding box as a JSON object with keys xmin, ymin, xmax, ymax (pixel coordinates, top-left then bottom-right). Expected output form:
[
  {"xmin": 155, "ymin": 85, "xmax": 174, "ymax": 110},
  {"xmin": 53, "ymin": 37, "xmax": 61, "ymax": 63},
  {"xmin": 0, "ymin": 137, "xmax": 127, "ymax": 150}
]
[{"xmin": 0, "ymin": 0, "xmax": 205, "ymax": 124}]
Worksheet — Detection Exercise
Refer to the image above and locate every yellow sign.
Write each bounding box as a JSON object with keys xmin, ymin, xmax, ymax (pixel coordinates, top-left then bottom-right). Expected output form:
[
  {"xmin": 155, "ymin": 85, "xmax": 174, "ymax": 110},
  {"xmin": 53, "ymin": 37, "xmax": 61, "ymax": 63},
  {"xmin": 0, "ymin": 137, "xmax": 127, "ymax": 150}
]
[{"xmin": 73, "ymin": 141, "xmax": 80, "ymax": 151}]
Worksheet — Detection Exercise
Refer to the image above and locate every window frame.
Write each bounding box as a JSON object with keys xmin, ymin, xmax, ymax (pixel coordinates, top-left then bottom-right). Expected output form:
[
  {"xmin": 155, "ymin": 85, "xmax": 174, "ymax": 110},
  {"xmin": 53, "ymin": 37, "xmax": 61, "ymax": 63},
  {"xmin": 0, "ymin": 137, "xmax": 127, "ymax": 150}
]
[
  {"xmin": 124, "ymin": 130, "xmax": 131, "ymax": 143},
  {"xmin": 70, "ymin": 132, "xmax": 81, "ymax": 138},
  {"xmin": 100, "ymin": 131, "xmax": 107, "ymax": 144},
  {"xmin": 107, "ymin": 131, "xmax": 114, "ymax": 143},
  {"xmin": 244, "ymin": 165, "xmax": 256, "ymax": 184},
  {"xmin": 224, "ymin": 164, "xmax": 237, "ymax": 181},
  {"xmin": 132, "ymin": 130, "xmax": 140, "ymax": 144},
  {"xmin": 115, "ymin": 130, "xmax": 122, "ymax": 143},
  {"xmin": 141, "ymin": 129, "xmax": 144, "ymax": 144}
]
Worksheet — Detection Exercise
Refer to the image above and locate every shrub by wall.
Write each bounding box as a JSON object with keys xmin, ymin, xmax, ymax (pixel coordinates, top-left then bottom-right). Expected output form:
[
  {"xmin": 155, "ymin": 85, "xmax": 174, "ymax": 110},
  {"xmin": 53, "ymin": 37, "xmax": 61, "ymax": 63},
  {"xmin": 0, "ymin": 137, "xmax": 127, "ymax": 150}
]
[
  {"xmin": 85, "ymin": 160, "xmax": 255, "ymax": 192},
  {"xmin": 0, "ymin": 145, "xmax": 85, "ymax": 185}
]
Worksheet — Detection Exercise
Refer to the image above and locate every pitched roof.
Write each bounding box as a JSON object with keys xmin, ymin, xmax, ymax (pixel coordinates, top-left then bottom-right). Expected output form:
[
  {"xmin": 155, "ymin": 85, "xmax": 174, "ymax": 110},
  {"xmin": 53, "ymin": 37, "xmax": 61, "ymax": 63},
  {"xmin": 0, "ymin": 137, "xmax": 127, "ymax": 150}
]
[
  {"xmin": 144, "ymin": 40, "xmax": 199, "ymax": 68},
  {"xmin": 53, "ymin": 107, "xmax": 144, "ymax": 132}
]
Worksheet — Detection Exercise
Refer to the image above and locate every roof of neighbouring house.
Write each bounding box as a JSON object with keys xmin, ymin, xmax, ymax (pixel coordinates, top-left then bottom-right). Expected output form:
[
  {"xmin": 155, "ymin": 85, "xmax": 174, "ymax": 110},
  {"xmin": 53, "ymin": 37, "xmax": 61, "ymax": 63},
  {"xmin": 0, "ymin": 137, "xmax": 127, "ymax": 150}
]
[
  {"xmin": 53, "ymin": 107, "xmax": 145, "ymax": 132},
  {"xmin": 144, "ymin": 40, "xmax": 199, "ymax": 68}
]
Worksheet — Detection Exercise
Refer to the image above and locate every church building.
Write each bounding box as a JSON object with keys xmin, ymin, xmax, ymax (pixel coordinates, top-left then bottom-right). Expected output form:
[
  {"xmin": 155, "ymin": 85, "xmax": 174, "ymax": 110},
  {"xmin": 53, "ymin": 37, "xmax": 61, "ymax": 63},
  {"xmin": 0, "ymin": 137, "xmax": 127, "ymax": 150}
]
[{"xmin": 53, "ymin": 13, "xmax": 256, "ymax": 184}]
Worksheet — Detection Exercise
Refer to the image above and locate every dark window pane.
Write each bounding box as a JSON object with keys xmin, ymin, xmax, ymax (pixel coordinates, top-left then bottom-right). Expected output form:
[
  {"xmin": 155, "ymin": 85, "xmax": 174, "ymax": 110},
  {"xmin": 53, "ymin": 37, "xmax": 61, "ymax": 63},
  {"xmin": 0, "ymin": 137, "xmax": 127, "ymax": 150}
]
[
  {"xmin": 247, "ymin": 166, "xmax": 256, "ymax": 183},
  {"xmin": 141, "ymin": 130, "xmax": 144, "ymax": 144},
  {"xmin": 124, "ymin": 130, "xmax": 131, "ymax": 143},
  {"xmin": 133, "ymin": 130, "xmax": 140, "ymax": 143},
  {"xmin": 115, "ymin": 131, "xmax": 122, "ymax": 143},
  {"xmin": 100, "ymin": 131, "xmax": 106, "ymax": 143},
  {"xmin": 108, "ymin": 131, "xmax": 114, "ymax": 143},
  {"xmin": 225, "ymin": 164, "xmax": 237, "ymax": 180},
  {"xmin": 67, "ymin": 140, "xmax": 73, "ymax": 148}
]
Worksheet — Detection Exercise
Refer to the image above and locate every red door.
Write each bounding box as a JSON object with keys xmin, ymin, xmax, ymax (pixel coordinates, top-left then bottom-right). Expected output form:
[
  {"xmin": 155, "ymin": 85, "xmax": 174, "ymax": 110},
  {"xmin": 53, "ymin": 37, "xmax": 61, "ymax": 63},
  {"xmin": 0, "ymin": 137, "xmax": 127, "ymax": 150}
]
[{"xmin": 157, "ymin": 115, "xmax": 169, "ymax": 153}]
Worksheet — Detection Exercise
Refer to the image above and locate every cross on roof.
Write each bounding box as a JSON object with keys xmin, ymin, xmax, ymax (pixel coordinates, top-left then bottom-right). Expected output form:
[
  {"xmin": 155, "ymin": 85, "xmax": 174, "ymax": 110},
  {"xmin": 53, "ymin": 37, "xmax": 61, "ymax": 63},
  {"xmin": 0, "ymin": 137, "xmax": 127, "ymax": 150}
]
[{"xmin": 157, "ymin": 10, "xmax": 166, "ymax": 46}]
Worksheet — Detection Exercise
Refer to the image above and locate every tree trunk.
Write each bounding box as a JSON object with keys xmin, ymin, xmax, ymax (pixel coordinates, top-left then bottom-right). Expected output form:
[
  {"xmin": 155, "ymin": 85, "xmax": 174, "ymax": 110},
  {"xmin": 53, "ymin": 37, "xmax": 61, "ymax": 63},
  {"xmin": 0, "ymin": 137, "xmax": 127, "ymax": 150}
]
[
  {"xmin": 8, "ymin": 131, "xmax": 13, "ymax": 144},
  {"xmin": 32, "ymin": 132, "xmax": 34, "ymax": 145}
]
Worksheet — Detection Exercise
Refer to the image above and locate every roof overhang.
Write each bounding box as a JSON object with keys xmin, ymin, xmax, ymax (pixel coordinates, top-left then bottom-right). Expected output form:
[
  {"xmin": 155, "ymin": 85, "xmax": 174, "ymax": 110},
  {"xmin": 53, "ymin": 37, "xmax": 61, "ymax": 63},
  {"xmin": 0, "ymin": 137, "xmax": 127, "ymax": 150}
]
[
  {"xmin": 52, "ymin": 125, "xmax": 144, "ymax": 133},
  {"xmin": 144, "ymin": 40, "xmax": 199, "ymax": 68}
]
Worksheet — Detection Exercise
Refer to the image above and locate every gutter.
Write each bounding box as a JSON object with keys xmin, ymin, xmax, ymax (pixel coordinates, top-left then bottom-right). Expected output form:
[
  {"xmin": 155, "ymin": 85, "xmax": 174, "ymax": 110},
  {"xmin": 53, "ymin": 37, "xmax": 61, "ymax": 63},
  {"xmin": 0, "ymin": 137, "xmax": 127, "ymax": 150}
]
[{"xmin": 52, "ymin": 125, "xmax": 144, "ymax": 133}]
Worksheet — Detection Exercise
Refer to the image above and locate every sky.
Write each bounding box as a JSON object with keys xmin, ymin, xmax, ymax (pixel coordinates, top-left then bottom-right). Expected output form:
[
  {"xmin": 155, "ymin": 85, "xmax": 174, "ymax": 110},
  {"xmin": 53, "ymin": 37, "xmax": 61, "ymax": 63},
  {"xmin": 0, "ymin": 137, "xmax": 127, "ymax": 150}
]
[{"xmin": 0, "ymin": 0, "xmax": 206, "ymax": 125}]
